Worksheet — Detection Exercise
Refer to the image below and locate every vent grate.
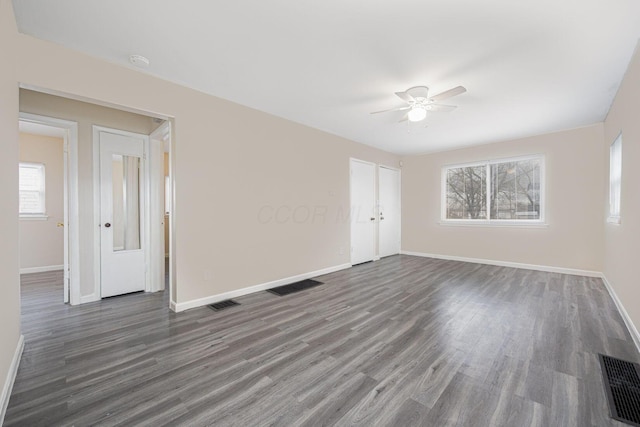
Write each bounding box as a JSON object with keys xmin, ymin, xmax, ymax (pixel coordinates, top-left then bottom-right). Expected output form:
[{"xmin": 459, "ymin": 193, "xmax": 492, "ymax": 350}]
[
  {"xmin": 267, "ymin": 279, "xmax": 323, "ymax": 296},
  {"xmin": 599, "ymin": 354, "xmax": 640, "ymax": 426},
  {"xmin": 209, "ymin": 300, "xmax": 240, "ymax": 311}
]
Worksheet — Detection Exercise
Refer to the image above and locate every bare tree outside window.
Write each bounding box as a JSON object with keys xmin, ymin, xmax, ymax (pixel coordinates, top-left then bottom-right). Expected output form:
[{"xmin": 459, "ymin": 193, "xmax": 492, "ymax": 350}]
[
  {"xmin": 444, "ymin": 156, "xmax": 543, "ymax": 222},
  {"xmin": 446, "ymin": 166, "xmax": 486, "ymax": 219},
  {"xmin": 490, "ymin": 159, "xmax": 540, "ymax": 220}
]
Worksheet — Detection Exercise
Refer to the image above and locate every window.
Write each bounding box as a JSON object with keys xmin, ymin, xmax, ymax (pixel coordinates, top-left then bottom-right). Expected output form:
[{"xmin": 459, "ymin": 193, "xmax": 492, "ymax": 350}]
[
  {"xmin": 608, "ymin": 133, "xmax": 622, "ymax": 224},
  {"xmin": 442, "ymin": 155, "xmax": 544, "ymax": 224},
  {"xmin": 19, "ymin": 162, "xmax": 46, "ymax": 217}
]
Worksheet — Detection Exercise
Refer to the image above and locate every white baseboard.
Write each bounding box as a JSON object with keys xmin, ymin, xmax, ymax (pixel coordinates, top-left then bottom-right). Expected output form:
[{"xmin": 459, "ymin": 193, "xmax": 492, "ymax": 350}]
[
  {"xmin": 400, "ymin": 251, "xmax": 602, "ymax": 277},
  {"xmin": 173, "ymin": 263, "xmax": 352, "ymax": 312},
  {"xmin": 170, "ymin": 300, "xmax": 177, "ymax": 312},
  {"xmin": 1, "ymin": 335, "xmax": 24, "ymax": 425},
  {"xmin": 601, "ymin": 275, "xmax": 640, "ymax": 353},
  {"xmin": 19, "ymin": 265, "xmax": 63, "ymax": 274}
]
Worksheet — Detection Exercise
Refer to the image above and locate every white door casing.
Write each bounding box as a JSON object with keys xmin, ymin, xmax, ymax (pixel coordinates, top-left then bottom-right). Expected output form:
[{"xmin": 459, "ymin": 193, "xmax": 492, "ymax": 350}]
[
  {"xmin": 98, "ymin": 129, "xmax": 147, "ymax": 298},
  {"xmin": 62, "ymin": 136, "xmax": 69, "ymax": 302},
  {"xmin": 19, "ymin": 113, "xmax": 79, "ymax": 305},
  {"xmin": 148, "ymin": 123, "xmax": 167, "ymax": 292},
  {"xmin": 378, "ymin": 166, "xmax": 401, "ymax": 257},
  {"xmin": 350, "ymin": 159, "xmax": 376, "ymax": 265}
]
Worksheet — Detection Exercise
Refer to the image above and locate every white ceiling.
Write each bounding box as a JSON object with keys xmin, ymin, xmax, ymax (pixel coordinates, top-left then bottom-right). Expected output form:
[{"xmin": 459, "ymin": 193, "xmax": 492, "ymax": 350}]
[{"xmin": 12, "ymin": 0, "xmax": 640, "ymax": 155}]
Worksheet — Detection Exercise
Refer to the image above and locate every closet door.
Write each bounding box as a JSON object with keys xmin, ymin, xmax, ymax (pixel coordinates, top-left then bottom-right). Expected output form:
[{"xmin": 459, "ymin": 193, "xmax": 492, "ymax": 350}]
[
  {"xmin": 379, "ymin": 166, "xmax": 401, "ymax": 257},
  {"xmin": 350, "ymin": 159, "xmax": 376, "ymax": 265}
]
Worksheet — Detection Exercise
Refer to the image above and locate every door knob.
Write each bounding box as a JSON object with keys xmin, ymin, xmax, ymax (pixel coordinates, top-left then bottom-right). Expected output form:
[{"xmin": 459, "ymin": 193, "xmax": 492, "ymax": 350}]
[
  {"xmin": 104, "ymin": 223, "xmax": 111, "ymax": 228},
  {"xmin": 370, "ymin": 217, "xmax": 375, "ymax": 221},
  {"xmin": 380, "ymin": 217, "xmax": 385, "ymax": 220}
]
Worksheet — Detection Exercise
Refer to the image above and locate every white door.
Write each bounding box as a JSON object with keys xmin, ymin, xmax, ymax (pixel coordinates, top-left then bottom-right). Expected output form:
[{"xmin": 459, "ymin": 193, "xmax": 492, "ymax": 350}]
[
  {"xmin": 379, "ymin": 166, "xmax": 401, "ymax": 257},
  {"xmin": 350, "ymin": 159, "xmax": 376, "ymax": 265},
  {"xmin": 99, "ymin": 130, "xmax": 146, "ymax": 298}
]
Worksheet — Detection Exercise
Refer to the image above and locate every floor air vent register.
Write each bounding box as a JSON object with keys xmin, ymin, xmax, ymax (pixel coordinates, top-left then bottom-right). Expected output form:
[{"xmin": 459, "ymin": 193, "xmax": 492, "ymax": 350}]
[
  {"xmin": 267, "ymin": 279, "xmax": 323, "ymax": 296},
  {"xmin": 208, "ymin": 300, "xmax": 240, "ymax": 311},
  {"xmin": 599, "ymin": 354, "xmax": 640, "ymax": 426}
]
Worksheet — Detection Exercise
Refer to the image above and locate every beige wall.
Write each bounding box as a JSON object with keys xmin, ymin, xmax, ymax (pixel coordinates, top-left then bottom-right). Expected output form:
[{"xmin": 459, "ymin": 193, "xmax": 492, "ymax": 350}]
[
  {"xmin": 19, "ymin": 133, "xmax": 64, "ymax": 270},
  {"xmin": 603, "ymin": 45, "xmax": 640, "ymax": 333},
  {"xmin": 0, "ymin": 0, "xmax": 21, "ymax": 418},
  {"xmin": 19, "ymin": 90, "xmax": 154, "ymax": 297},
  {"xmin": 13, "ymin": 27, "xmax": 398, "ymax": 305},
  {"xmin": 401, "ymin": 124, "xmax": 605, "ymax": 272}
]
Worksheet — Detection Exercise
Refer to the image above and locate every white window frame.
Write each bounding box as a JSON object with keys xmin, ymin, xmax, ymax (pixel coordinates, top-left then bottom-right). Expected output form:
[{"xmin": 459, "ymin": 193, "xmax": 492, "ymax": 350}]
[
  {"xmin": 441, "ymin": 154, "xmax": 546, "ymax": 227},
  {"xmin": 608, "ymin": 133, "xmax": 622, "ymax": 224},
  {"xmin": 19, "ymin": 161, "xmax": 47, "ymax": 219}
]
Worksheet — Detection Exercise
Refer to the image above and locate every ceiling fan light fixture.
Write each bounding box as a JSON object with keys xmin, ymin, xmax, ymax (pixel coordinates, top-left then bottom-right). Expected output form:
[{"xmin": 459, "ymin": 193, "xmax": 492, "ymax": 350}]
[{"xmin": 408, "ymin": 106, "xmax": 427, "ymax": 122}]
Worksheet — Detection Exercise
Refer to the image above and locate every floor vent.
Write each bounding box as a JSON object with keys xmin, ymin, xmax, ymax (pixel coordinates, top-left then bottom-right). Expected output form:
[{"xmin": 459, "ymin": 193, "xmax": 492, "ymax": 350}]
[
  {"xmin": 208, "ymin": 300, "xmax": 240, "ymax": 311},
  {"xmin": 599, "ymin": 354, "xmax": 640, "ymax": 426},
  {"xmin": 267, "ymin": 279, "xmax": 323, "ymax": 296}
]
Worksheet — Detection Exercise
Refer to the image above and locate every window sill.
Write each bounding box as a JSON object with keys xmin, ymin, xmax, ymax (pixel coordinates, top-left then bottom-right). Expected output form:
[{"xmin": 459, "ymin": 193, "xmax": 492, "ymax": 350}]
[
  {"xmin": 439, "ymin": 220, "xmax": 548, "ymax": 228},
  {"xmin": 20, "ymin": 215, "xmax": 49, "ymax": 221},
  {"xmin": 606, "ymin": 216, "xmax": 621, "ymax": 225}
]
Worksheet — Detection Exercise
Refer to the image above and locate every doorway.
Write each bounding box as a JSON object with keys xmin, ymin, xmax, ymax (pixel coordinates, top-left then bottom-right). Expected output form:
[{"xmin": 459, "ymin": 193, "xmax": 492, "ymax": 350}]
[
  {"xmin": 18, "ymin": 113, "xmax": 79, "ymax": 304},
  {"xmin": 350, "ymin": 158, "xmax": 376, "ymax": 265},
  {"xmin": 94, "ymin": 124, "xmax": 171, "ymax": 298},
  {"xmin": 149, "ymin": 121, "xmax": 171, "ymax": 294},
  {"xmin": 19, "ymin": 87, "xmax": 175, "ymax": 308}
]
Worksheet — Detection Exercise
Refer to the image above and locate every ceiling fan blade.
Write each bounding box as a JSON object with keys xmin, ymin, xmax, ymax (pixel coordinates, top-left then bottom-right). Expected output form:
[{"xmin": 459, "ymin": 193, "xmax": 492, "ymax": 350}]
[
  {"xmin": 398, "ymin": 113, "xmax": 408, "ymax": 123},
  {"xmin": 426, "ymin": 104, "xmax": 457, "ymax": 112},
  {"xmin": 370, "ymin": 106, "xmax": 411, "ymax": 114},
  {"xmin": 429, "ymin": 86, "xmax": 466, "ymax": 102},
  {"xmin": 405, "ymin": 86, "xmax": 430, "ymax": 100},
  {"xmin": 395, "ymin": 91, "xmax": 414, "ymax": 103}
]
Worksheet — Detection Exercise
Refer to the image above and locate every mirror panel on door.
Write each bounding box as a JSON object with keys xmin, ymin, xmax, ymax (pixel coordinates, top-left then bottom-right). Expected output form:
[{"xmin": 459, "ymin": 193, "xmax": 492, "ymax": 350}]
[{"xmin": 111, "ymin": 154, "xmax": 141, "ymax": 252}]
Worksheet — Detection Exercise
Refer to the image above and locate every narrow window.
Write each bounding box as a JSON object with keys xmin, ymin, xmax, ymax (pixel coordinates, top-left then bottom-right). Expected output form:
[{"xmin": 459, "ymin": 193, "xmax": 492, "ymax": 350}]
[
  {"xmin": 608, "ymin": 133, "xmax": 622, "ymax": 223},
  {"xmin": 19, "ymin": 162, "xmax": 46, "ymax": 217}
]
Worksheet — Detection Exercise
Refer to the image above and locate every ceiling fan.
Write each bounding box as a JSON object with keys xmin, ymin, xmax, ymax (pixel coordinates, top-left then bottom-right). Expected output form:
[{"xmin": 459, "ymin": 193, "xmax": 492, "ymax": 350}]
[{"xmin": 371, "ymin": 85, "xmax": 466, "ymax": 123}]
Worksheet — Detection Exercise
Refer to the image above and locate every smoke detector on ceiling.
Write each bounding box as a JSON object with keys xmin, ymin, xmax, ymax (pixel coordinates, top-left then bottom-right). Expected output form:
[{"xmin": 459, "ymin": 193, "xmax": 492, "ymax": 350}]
[{"xmin": 129, "ymin": 54, "xmax": 150, "ymax": 68}]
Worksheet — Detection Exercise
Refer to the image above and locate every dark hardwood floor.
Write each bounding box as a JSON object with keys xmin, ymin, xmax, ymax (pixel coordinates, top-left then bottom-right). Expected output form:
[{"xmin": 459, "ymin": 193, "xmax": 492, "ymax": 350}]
[{"xmin": 5, "ymin": 255, "xmax": 639, "ymax": 426}]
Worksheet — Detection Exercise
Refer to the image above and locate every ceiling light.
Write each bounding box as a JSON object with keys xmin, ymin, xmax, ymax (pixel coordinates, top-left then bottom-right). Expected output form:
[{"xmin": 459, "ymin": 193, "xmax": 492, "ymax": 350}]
[
  {"xmin": 129, "ymin": 54, "xmax": 150, "ymax": 68},
  {"xmin": 408, "ymin": 106, "xmax": 427, "ymax": 122}
]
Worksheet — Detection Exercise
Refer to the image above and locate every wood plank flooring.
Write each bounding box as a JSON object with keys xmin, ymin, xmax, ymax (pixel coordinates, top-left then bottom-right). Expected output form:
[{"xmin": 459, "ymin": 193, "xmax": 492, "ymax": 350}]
[{"xmin": 5, "ymin": 255, "xmax": 639, "ymax": 426}]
